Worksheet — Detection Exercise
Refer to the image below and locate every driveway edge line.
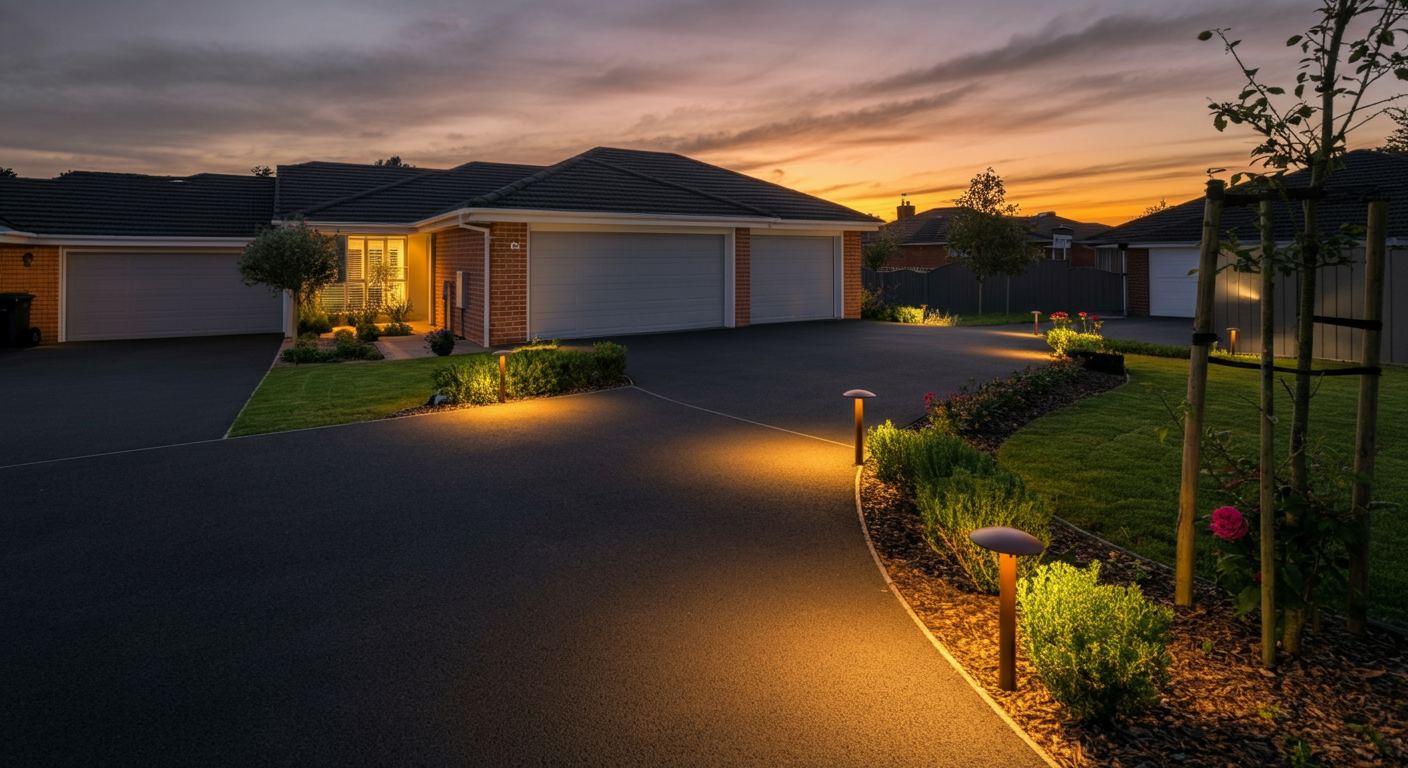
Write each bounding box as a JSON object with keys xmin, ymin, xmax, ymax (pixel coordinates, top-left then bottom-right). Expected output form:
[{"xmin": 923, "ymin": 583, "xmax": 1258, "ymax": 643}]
[
  {"xmin": 852, "ymin": 466, "xmax": 1060, "ymax": 768},
  {"xmin": 629, "ymin": 386, "xmax": 850, "ymax": 448}
]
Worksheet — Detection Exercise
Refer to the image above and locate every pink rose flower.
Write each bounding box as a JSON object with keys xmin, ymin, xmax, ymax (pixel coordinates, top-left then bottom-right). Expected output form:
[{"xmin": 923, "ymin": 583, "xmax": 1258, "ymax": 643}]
[{"xmin": 1210, "ymin": 506, "xmax": 1248, "ymax": 541}]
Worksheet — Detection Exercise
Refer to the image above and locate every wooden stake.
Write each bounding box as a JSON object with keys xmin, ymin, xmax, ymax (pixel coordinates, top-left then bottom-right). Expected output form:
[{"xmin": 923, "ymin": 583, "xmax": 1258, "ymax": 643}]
[
  {"xmin": 1347, "ymin": 201, "xmax": 1387, "ymax": 635},
  {"xmin": 1176, "ymin": 180, "xmax": 1225, "ymax": 607},
  {"xmin": 1257, "ymin": 196, "xmax": 1277, "ymax": 668}
]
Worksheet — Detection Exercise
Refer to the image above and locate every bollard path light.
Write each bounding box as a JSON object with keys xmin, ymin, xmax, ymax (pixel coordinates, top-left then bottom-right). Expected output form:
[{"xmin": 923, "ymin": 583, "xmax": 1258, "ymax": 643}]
[
  {"xmin": 970, "ymin": 526, "xmax": 1046, "ymax": 691},
  {"xmin": 495, "ymin": 350, "xmax": 513, "ymax": 403},
  {"xmin": 843, "ymin": 389, "xmax": 875, "ymax": 466},
  {"xmin": 1031, "ymin": 310, "xmax": 1042, "ymax": 336},
  {"xmin": 1226, "ymin": 327, "xmax": 1239, "ymax": 356}
]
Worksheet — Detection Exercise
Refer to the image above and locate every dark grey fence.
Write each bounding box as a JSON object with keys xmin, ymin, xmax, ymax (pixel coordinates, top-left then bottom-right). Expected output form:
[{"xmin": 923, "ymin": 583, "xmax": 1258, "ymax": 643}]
[
  {"xmin": 862, "ymin": 260, "xmax": 1125, "ymax": 316},
  {"xmin": 1213, "ymin": 248, "xmax": 1407, "ymax": 365}
]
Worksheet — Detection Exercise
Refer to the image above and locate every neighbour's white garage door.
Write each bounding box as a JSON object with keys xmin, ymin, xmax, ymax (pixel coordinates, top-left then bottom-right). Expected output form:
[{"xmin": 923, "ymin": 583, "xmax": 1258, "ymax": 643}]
[
  {"xmin": 1149, "ymin": 248, "xmax": 1200, "ymax": 318},
  {"xmin": 530, "ymin": 232, "xmax": 725, "ymax": 338},
  {"xmin": 750, "ymin": 235, "xmax": 836, "ymax": 324},
  {"xmin": 66, "ymin": 252, "xmax": 284, "ymax": 341}
]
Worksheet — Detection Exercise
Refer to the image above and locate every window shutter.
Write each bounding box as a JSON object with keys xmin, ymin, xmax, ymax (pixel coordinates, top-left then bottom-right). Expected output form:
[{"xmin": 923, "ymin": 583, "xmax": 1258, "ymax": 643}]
[{"xmin": 336, "ymin": 235, "xmax": 349, "ymax": 282}]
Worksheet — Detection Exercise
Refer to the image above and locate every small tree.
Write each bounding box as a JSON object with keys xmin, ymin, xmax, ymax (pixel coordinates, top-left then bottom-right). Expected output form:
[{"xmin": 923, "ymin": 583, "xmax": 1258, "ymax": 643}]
[
  {"xmin": 863, "ymin": 229, "xmax": 904, "ymax": 270},
  {"xmin": 237, "ymin": 221, "xmax": 341, "ymax": 338},
  {"xmin": 1380, "ymin": 107, "xmax": 1408, "ymax": 151},
  {"xmin": 373, "ymin": 156, "xmax": 414, "ymax": 168},
  {"xmin": 250, "ymin": 165, "xmax": 273, "ymax": 177},
  {"xmin": 0, "ymin": 167, "xmax": 15, "ymax": 177},
  {"xmin": 945, "ymin": 168, "xmax": 1039, "ymax": 314},
  {"xmin": 1138, "ymin": 198, "xmax": 1170, "ymax": 218}
]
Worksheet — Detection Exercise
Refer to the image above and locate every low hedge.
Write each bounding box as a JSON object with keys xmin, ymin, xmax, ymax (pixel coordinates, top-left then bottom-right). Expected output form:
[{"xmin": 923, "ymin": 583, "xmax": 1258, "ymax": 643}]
[
  {"xmin": 432, "ymin": 341, "xmax": 627, "ymax": 405},
  {"xmin": 1018, "ymin": 561, "xmax": 1173, "ymax": 721},
  {"xmin": 279, "ymin": 330, "xmax": 382, "ymax": 365}
]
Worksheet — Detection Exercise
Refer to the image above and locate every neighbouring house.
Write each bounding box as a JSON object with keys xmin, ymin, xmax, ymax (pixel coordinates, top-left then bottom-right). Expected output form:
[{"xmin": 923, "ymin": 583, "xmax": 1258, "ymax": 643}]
[
  {"xmin": 0, "ymin": 147, "xmax": 881, "ymax": 345},
  {"xmin": 1085, "ymin": 148, "xmax": 1408, "ymax": 320},
  {"xmin": 866, "ymin": 200, "xmax": 1113, "ymax": 271}
]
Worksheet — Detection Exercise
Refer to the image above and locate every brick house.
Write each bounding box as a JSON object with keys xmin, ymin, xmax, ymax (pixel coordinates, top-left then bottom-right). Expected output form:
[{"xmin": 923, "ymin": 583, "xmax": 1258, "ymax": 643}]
[
  {"xmin": 1083, "ymin": 148, "xmax": 1408, "ymax": 318},
  {"xmin": 0, "ymin": 148, "xmax": 880, "ymax": 344},
  {"xmin": 865, "ymin": 200, "xmax": 1112, "ymax": 271}
]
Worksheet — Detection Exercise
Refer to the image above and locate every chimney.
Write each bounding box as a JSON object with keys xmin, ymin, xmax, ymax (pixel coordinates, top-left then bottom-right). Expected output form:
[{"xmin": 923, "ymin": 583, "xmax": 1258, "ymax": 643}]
[{"xmin": 896, "ymin": 195, "xmax": 915, "ymax": 221}]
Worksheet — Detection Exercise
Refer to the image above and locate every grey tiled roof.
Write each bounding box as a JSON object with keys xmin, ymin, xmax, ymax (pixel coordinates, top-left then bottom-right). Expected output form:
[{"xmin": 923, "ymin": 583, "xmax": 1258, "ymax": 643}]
[
  {"xmin": 0, "ymin": 172, "xmax": 274, "ymax": 237},
  {"xmin": 866, "ymin": 207, "xmax": 1109, "ymax": 245},
  {"xmin": 300, "ymin": 162, "xmax": 545, "ymax": 223},
  {"xmin": 1088, "ymin": 149, "xmax": 1408, "ymax": 245},
  {"xmin": 274, "ymin": 162, "xmax": 434, "ymax": 217}
]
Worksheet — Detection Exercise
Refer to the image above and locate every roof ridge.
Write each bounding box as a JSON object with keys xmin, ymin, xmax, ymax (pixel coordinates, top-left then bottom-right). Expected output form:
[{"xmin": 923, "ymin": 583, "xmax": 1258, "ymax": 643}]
[
  {"xmin": 464, "ymin": 154, "xmax": 595, "ymax": 207},
  {"xmin": 295, "ymin": 168, "xmax": 445, "ymax": 217},
  {"xmin": 580, "ymin": 156, "xmax": 777, "ymax": 217}
]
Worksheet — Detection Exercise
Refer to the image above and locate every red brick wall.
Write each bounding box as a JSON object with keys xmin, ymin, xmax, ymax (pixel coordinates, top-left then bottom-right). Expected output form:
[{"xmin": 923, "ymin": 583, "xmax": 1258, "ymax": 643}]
[
  {"xmin": 844, "ymin": 231, "xmax": 862, "ymax": 319},
  {"xmin": 490, "ymin": 222, "xmax": 529, "ymax": 345},
  {"xmin": 1126, "ymin": 249, "xmax": 1149, "ymax": 316},
  {"xmin": 734, "ymin": 228, "xmax": 751, "ymax": 327},
  {"xmin": 888, "ymin": 244, "xmax": 948, "ymax": 270},
  {"xmin": 432, "ymin": 228, "xmax": 487, "ymax": 345},
  {"xmin": 0, "ymin": 246, "xmax": 59, "ymax": 343}
]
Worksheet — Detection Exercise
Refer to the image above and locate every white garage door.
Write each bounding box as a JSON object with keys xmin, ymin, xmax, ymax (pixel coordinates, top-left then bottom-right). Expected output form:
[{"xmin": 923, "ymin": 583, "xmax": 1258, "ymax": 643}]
[
  {"xmin": 1149, "ymin": 248, "xmax": 1200, "ymax": 318},
  {"xmin": 530, "ymin": 232, "xmax": 725, "ymax": 338},
  {"xmin": 750, "ymin": 235, "xmax": 836, "ymax": 324},
  {"xmin": 66, "ymin": 253, "xmax": 284, "ymax": 341}
]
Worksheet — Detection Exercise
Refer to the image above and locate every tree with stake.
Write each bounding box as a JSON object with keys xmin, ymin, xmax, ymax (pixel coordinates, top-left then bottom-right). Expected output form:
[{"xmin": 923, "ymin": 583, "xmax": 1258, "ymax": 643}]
[
  {"xmin": 1199, "ymin": 0, "xmax": 1408, "ymax": 647},
  {"xmin": 945, "ymin": 168, "xmax": 1039, "ymax": 315},
  {"xmin": 237, "ymin": 220, "xmax": 341, "ymax": 339}
]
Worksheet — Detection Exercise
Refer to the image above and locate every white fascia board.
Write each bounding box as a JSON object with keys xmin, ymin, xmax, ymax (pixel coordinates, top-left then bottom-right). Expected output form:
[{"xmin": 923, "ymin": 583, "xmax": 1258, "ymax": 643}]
[
  {"xmin": 295, "ymin": 220, "xmax": 418, "ymax": 235},
  {"xmin": 751, "ymin": 228, "xmax": 844, "ymax": 237},
  {"xmin": 20, "ymin": 234, "xmax": 253, "ymax": 248},
  {"xmin": 758, "ymin": 220, "xmax": 880, "ymax": 232},
  {"xmin": 413, "ymin": 207, "xmax": 881, "ymax": 232}
]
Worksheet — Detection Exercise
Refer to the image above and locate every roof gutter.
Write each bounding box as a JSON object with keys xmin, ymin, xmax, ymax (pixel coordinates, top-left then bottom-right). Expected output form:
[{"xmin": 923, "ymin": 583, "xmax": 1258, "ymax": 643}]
[{"xmin": 414, "ymin": 207, "xmax": 882, "ymax": 232}]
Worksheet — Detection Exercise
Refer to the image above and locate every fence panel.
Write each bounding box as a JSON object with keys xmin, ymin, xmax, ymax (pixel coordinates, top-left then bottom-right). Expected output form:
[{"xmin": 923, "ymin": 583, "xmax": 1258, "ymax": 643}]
[{"xmin": 863, "ymin": 260, "xmax": 1124, "ymax": 317}]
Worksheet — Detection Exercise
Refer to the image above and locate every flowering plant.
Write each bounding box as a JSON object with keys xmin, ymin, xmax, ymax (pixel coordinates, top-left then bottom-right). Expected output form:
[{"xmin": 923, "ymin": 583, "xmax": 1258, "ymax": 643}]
[
  {"xmin": 1049, "ymin": 311, "xmax": 1072, "ymax": 330},
  {"xmin": 1078, "ymin": 312, "xmax": 1104, "ymax": 334},
  {"xmin": 924, "ymin": 360, "xmax": 1082, "ymax": 437}
]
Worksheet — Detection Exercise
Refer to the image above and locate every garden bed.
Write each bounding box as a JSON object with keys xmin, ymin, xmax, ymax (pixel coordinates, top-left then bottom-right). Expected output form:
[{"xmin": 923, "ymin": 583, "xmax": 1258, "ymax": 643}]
[
  {"xmin": 383, "ymin": 377, "xmax": 632, "ymax": 419},
  {"xmin": 860, "ymin": 367, "xmax": 1408, "ymax": 767}
]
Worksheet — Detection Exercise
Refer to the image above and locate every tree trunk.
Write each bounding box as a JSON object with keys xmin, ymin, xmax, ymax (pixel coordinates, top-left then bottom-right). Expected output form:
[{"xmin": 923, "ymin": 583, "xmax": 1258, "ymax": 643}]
[
  {"xmin": 1348, "ymin": 200, "xmax": 1388, "ymax": 635},
  {"xmin": 1258, "ymin": 197, "xmax": 1277, "ymax": 668},
  {"xmin": 289, "ymin": 291, "xmax": 300, "ymax": 339},
  {"xmin": 977, "ymin": 277, "xmax": 984, "ymax": 315}
]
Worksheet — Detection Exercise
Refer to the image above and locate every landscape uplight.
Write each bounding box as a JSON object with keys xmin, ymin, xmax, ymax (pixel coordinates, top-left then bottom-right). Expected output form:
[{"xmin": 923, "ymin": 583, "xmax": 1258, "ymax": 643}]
[
  {"xmin": 1226, "ymin": 327, "xmax": 1239, "ymax": 355},
  {"xmin": 1031, "ymin": 311, "xmax": 1042, "ymax": 336},
  {"xmin": 969, "ymin": 526, "xmax": 1046, "ymax": 691},
  {"xmin": 495, "ymin": 350, "xmax": 513, "ymax": 403},
  {"xmin": 843, "ymin": 389, "xmax": 876, "ymax": 466}
]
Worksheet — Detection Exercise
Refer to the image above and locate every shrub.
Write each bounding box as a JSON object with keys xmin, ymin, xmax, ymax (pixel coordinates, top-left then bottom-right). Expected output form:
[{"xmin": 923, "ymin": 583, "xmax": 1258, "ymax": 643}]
[
  {"xmin": 350, "ymin": 306, "xmax": 381, "ymax": 327},
  {"xmin": 894, "ymin": 305, "xmax": 925, "ymax": 324},
  {"xmin": 917, "ymin": 468, "xmax": 1052, "ymax": 593},
  {"xmin": 1045, "ymin": 327, "xmax": 1103, "ymax": 356},
  {"xmin": 923, "ymin": 309, "xmax": 959, "ymax": 326},
  {"xmin": 867, "ymin": 422, "xmax": 995, "ymax": 488},
  {"xmin": 1098, "ymin": 338, "xmax": 1191, "ymax": 359},
  {"xmin": 1018, "ymin": 561, "xmax": 1173, "ymax": 721},
  {"xmin": 297, "ymin": 307, "xmax": 334, "ymax": 336},
  {"xmin": 280, "ymin": 345, "xmax": 339, "ymax": 365},
  {"xmin": 356, "ymin": 322, "xmax": 381, "ymax": 343},
  {"xmin": 333, "ymin": 328, "xmax": 355, "ymax": 345},
  {"xmin": 432, "ymin": 356, "xmax": 498, "ymax": 405},
  {"xmin": 381, "ymin": 322, "xmax": 414, "ymax": 336},
  {"xmin": 384, "ymin": 297, "xmax": 413, "ymax": 325},
  {"xmin": 424, "ymin": 328, "xmax": 456, "ymax": 356},
  {"xmin": 594, "ymin": 341, "xmax": 628, "ymax": 380},
  {"xmin": 860, "ymin": 287, "xmax": 900, "ymax": 321}
]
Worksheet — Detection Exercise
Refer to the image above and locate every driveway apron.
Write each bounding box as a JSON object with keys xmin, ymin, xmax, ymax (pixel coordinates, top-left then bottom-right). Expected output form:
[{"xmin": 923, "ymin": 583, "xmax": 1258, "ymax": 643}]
[
  {"xmin": 0, "ymin": 334, "xmax": 284, "ymax": 467},
  {"xmin": 2, "ymin": 384, "xmax": 1046, "ymax": 766}
]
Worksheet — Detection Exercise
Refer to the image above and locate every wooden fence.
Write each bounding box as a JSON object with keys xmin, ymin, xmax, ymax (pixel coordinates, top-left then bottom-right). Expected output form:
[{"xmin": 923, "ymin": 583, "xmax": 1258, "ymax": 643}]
[{"xmin": 862, "ymin": 260, "xmax": 1125, "ymax": 316}]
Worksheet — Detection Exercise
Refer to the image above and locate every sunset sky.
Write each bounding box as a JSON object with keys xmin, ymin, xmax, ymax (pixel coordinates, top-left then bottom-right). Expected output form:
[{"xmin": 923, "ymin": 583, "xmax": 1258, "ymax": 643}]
[{"xmin": 3, "ymin": 0, "xmax": 1403, "ymax": 224}]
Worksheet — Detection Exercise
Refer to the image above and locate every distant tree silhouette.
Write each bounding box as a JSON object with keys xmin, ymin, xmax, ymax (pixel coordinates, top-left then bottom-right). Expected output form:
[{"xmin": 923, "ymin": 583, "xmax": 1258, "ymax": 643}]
[
  {"xmin": 0, "ymin": 167, "xmax": 15, "ymax": 177},
  {"xmin": 373, "ymin": 156, "xmax": 414, "ymax": 168},
  {"xmin": 251, "ymin": 165, "xmax": 274, "ymax": 177}
]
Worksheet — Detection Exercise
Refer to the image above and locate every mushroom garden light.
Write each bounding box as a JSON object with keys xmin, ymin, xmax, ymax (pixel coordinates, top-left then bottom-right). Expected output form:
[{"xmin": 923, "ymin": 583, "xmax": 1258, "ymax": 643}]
[
  {"xmin": 843, "ymin": 389, "xmax": 875, "ymax": 466},
  {"xmin": 1031, "ymin": 310, "xmax": 1042, "ymax": 336},
  {"xmin": 969, "ymin": 526, "xmax": 1046, "ymax": 691}
]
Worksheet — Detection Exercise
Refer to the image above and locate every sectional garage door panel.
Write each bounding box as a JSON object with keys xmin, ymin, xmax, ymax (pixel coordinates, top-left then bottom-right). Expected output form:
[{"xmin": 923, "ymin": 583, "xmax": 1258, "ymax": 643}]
[
  {"xmin": 530, "ymin": 232, "xmax": 725, "ymax": 338},
  {"xmin": 1149, "ymin": 248, "xmax": 1200, "ymax": 318},
  {"xmin": 750, "ymin": 236, "xmax": 835, "ymax": 324},
  {"xmin": 67, "ymin": 253, "xmax": 284, "ymax": 341}
]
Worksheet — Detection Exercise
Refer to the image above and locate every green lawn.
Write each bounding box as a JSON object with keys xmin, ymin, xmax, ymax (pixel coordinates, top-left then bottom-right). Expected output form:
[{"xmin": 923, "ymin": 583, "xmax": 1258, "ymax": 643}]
[
  {"xmin": 228, "ymin": 354, "xmax": 484, "ymax": 437},
  {"xmin": 999, "ymin": 356, "xmax": 1408, "ymax": 626}
]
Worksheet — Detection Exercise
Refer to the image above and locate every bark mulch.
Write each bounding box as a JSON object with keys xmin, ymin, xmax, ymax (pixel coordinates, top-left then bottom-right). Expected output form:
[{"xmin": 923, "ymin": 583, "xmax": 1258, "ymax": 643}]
[
  {"xmin": 383, "ymin": 378, "xmax": 632, "ymax": 419},
  {"xmin": 861, "ymin": 366, "xmax": 1408, "ymax": 768}
]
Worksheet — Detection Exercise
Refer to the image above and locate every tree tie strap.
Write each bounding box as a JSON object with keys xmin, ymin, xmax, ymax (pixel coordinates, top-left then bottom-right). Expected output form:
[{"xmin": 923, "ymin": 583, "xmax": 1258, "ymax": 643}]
[
  {"xmin": 1312, "ymin": 315, "xmax": 1384, "ymax": 331},
  {"xmin": 1206, "ymin": 356, "xmax": 1381, "ymax": 376}
]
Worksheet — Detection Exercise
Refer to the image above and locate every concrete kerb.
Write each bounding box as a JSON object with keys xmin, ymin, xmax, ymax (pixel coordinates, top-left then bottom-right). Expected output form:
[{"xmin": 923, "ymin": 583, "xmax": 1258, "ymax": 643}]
[{"xmin": 852, "ymin": 466, "xmax": 1061, "ymax": 768}]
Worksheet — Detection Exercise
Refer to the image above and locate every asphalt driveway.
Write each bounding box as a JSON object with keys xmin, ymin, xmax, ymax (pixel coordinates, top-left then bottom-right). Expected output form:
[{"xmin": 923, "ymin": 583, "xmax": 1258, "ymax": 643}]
[
  {"xmin": 2, "ymin": 321, "xmax": 1050, "ymax": 766},
  {"xmin": 0, "ymin": 334, "xmax": 283, "ymax": 467}
]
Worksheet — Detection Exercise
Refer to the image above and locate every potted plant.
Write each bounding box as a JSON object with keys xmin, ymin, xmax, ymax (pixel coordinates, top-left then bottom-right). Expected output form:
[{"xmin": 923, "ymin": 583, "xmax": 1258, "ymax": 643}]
[{"xmin": 424, "ymin": 328, "xmax": 456, "ymax": 357}]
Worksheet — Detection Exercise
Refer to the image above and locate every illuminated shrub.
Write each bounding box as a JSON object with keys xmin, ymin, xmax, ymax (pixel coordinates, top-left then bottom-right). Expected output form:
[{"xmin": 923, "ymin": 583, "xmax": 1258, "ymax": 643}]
[
  {"xmin": 917, "ymin": 468, "xmax": 1052, "ymax": 593},
  {"xmin": 866, "ymin": 422, "xmax": 993, "ymax": 487},
  {"xmin": 1018, "ymin": 561, "xmax": 1172, "ymax": 721},
  {"xmin": 432, "ymin": 342, "xmax": 627, "ymax": 404}
]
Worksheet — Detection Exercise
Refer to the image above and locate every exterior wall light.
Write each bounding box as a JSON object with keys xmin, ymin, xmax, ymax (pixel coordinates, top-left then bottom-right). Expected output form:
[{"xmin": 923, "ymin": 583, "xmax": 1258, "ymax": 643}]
[
  {"xmin": 969, "ymin": 526, "xmax": 1046, "ymax": 691},
  {"xmin": 495, "ymin": 350, "xmax": 513, "ymax": 403},
  {"xmin": 843, "ymin": 389, "xmax": 875, "ymax": 466},
  {"xmin": 22, "ymin": 252, "xmax": 35, "ymax": 267},
  {"xmin": 1226, "ymin": 327, "xmax": 1239, "ymax": 355},
  {"xmin": 1031, "ymin": 311, "xmax": 1041, "ymax": 335}
]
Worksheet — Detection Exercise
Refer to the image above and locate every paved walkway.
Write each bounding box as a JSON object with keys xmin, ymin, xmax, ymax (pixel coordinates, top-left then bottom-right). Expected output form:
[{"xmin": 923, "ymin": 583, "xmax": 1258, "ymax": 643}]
[{"xmin": 2, "ymin": 321, "xmax": 1051, "ymax": 766}]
